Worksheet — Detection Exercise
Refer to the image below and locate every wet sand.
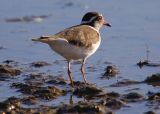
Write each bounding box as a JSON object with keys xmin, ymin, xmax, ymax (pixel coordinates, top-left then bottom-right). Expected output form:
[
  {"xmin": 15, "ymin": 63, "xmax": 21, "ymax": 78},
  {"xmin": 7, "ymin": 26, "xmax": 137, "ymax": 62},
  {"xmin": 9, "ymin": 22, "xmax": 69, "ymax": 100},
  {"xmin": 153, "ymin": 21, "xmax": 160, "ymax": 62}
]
[{"xmin": 0, "ymin": 0, "xmax": 160, "ymax": 114}]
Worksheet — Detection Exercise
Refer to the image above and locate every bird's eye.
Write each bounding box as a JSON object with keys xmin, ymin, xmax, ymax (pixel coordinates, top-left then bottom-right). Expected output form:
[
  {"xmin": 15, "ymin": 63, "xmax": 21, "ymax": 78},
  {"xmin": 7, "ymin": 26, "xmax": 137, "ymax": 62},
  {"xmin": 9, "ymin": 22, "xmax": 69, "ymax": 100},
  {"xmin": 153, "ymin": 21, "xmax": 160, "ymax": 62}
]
[{"xmin": 97, "ymin": 16, "xmax": 102, "ymax": 20}]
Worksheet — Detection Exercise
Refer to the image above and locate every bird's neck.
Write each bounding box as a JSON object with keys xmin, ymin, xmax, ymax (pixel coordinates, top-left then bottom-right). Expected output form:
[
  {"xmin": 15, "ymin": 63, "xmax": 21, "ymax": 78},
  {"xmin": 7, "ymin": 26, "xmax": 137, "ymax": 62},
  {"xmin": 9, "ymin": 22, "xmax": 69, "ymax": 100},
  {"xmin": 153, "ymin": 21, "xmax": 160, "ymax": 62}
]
[{"xmin": 81, "ymin": 22, "xmax": 101, "ymax": 31}]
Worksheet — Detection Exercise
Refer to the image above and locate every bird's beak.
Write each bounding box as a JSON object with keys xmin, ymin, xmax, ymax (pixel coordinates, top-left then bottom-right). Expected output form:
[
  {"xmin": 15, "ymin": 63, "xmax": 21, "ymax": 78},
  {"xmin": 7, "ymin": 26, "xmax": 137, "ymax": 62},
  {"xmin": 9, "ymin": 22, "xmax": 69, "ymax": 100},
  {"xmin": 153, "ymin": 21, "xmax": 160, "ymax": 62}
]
[
  {"xmin": 32, "ymin": 36, "xmax": 49, "ymax": 43},
  {"xmin": 103, "ymin": 21, "xmax": 111, "ymax": 27}
]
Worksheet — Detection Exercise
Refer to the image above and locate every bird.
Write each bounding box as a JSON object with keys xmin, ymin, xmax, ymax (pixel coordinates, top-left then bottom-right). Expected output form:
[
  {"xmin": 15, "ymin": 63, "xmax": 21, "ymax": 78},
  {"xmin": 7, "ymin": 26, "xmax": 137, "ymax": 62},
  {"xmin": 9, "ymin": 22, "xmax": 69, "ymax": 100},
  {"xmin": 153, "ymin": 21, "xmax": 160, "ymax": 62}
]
[{"xmin": 32, "ymin": 12, "xmax": 111, "ymax": 87}]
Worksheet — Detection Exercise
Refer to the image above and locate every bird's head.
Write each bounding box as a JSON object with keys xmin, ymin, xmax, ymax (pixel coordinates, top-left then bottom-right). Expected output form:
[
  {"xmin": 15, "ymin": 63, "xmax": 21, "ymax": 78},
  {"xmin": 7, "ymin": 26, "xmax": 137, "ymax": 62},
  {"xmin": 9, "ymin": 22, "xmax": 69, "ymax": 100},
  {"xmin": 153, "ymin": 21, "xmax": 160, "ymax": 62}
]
[{"xmin": 81, "ymin": 12, "xmax": 111, "ymax": 31}]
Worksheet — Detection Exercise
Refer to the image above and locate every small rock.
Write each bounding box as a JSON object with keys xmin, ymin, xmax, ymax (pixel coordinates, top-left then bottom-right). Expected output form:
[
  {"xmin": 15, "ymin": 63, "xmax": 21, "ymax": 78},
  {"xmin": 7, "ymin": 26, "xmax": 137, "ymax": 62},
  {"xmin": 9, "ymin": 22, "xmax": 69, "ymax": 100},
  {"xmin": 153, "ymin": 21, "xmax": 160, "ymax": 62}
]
[
  {"xmin": 137, "ymin": 60, "xmax": 149, "ymax": 68},
  {"xmin": 3, "ymin": 60, "xmax": 15, "ymax": 64},
  {"xmin": 21, "ymin": 96, "xmax": 39, "ymax": 105},
  {"xmin": 105, "ymin": 99, "xmax": 127, "ymax": 109},
  {"xmin": 137, "ymin": 60, "xmax": 160, "ymax": 68},
  {"xmin": 106, "ymin": 92, "xmax": 120, "ymax": 98},
  {"xmin": 33, "ymin": 86, "xmax": 66, "ymax": 100},
  {"xmin": 102, "ymin": 65, "xmax": 119, "ymax": 79},
  {"xmin": 0, "ymin": 97, "xmax": 57, "ymax": 114},
  {"xmin": 11, "ymin": 82, "xmax": 40, "ymax": 94},
  {"xmin": 122, "ymin": 92, "xmax": 145, "ymax": 102},
  {"xmin": 148, "ymin": 92, "xmax": 160, "ymax": 100},
  {"xmin": 144, "ymin": 73, "xmax": 160, "ymax": 86},
  {"xmin": 31, "ymin": 61, "xmax": 50, "ymax": 68},
  {"xmin": 2, "ymin": 60, "xmax": 19, "ymax": 68},
  {"xmin": 24, "ymin": 73, "xmax": 46, "ymax": 86},
  {"xmin": 73, "ymin": 84, "xmax": 107, "ymax": 100},
  {"xmin": 0, "ymin": 64, "xmax": 21, "ymax": 76},
  {"xmin": 47, "ymin": 76, "xmax": 67, "ymax": 85},
  {"xmin": 11, "ymin": 82, "xmax": 66, "ymax": 100},
  {"xmin": 71, "ymin": 81, "xmax": 86, "ymax": 87},
  {"xmin": 144, "ymin": 111, "xmax": 156, "ymax": 114}
]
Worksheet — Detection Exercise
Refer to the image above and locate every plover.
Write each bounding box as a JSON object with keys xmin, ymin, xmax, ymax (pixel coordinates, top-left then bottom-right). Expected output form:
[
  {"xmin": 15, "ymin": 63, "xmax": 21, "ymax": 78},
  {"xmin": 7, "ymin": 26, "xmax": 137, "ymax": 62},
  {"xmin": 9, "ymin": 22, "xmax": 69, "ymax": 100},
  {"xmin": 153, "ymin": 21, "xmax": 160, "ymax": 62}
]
[{"xmin": 32, "ymin": 12, "xmax": 111, "ymax": 87}]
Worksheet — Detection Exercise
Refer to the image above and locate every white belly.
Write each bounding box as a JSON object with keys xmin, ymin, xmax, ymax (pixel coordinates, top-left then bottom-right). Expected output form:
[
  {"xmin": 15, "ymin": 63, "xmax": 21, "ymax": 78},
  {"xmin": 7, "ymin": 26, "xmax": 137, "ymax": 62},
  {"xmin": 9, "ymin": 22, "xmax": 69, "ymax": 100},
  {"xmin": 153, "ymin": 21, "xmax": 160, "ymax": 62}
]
[{"xmin": 48, "ymin": 38, "xmax": 101, "ymax": 60}]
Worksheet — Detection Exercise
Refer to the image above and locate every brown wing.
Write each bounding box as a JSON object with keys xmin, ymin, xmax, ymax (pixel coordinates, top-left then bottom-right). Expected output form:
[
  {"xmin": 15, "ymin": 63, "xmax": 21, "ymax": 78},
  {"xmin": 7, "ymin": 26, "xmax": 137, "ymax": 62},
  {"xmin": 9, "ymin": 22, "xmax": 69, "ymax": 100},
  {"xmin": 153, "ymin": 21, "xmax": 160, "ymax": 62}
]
[{"xmin": 49, "ymin": 25, "xmax": 100, "ymax": 48}]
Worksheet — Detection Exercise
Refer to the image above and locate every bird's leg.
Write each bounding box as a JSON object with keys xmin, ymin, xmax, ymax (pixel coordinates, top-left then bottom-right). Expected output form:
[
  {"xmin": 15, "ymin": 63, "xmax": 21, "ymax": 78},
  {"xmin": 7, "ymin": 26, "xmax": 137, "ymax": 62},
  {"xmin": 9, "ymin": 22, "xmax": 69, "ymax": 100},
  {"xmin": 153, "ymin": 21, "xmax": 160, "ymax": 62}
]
[
  {"xmin": 81, "ymin": 59, "xmax": 87, "ymax": 84},
  {"xmin": 68, "ymin": 61, "xmax": 74, "ymax": 87}
]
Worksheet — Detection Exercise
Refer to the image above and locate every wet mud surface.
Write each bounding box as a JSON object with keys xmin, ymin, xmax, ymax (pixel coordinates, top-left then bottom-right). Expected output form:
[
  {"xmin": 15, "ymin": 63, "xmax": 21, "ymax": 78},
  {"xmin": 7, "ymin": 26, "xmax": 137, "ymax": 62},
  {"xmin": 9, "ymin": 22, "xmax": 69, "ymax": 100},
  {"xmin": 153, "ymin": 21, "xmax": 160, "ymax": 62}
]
[
  {"xmin": 0, "ymin": 0, "xmax": 160, "ymax": 114},
  {"xmin": 0, "ymin": 60, "xmax": 160, "ymax": 114}
]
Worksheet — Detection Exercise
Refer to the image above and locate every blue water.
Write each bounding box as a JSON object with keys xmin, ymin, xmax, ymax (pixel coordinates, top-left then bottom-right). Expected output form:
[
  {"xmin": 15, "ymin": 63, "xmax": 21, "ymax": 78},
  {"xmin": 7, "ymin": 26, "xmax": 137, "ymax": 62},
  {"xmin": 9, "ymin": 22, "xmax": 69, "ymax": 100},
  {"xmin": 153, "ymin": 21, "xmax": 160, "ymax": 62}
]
[{"xmin": 0, "ymin": 0, "xmax": 160, "ymax": 114}]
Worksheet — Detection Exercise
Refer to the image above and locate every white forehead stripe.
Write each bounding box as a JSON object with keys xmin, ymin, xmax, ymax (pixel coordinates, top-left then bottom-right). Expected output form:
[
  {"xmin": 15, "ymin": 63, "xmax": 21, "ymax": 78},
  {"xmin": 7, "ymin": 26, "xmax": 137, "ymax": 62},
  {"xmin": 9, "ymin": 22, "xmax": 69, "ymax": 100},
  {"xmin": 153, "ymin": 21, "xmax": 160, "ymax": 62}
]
[{"xmin": 81, "ymin": 14, "xmax": 103, "ymax": 24}]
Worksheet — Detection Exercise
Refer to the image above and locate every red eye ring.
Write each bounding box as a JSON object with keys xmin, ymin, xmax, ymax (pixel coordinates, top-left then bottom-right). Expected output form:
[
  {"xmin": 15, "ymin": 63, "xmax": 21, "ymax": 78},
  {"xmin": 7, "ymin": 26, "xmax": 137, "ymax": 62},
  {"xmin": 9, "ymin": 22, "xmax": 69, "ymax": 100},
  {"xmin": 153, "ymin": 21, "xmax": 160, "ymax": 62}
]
[{"xmin": 97, "ymin": 16, "xmax": 103, "ymax": 20}]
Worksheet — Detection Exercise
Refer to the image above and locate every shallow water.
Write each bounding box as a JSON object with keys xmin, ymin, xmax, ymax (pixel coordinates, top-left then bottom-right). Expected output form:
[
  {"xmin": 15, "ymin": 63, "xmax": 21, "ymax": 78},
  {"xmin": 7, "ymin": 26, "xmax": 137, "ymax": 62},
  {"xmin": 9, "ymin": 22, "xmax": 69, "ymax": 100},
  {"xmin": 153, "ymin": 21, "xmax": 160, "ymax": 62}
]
[{"xmin": 0, "ymin": 0, "xmax": 160, "ymax": 114}]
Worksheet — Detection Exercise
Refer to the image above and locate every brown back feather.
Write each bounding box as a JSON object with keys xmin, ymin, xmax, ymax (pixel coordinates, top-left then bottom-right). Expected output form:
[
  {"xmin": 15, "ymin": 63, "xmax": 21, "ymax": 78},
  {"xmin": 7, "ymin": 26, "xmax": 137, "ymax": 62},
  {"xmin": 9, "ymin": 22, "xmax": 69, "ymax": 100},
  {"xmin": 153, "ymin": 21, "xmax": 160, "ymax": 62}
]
[{"xmin": 49, "ymin": 25, "xmax": 100, "ymax": 48}]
